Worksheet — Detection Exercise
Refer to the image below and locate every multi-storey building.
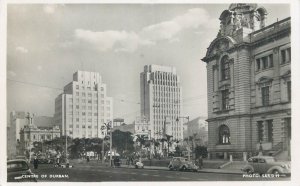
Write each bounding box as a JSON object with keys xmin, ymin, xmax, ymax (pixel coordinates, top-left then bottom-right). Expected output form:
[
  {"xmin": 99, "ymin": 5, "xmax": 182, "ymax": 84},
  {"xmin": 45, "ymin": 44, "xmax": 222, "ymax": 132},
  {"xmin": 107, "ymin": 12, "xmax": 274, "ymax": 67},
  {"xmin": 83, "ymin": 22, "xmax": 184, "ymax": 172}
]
[
  {"xmin": 140, "ymin": 65, "xmax": 183, "ymax": 140},
  {"xmin": 202, "ymin": 4, "xmax": 291, "ymax": 160},
  {"xmin": 7, "ymin": 111, "xmax": 28, "ymax": 158},
  {"xmin": 54, "ymin": 71, "xmax": 113, "ymax": 138}
]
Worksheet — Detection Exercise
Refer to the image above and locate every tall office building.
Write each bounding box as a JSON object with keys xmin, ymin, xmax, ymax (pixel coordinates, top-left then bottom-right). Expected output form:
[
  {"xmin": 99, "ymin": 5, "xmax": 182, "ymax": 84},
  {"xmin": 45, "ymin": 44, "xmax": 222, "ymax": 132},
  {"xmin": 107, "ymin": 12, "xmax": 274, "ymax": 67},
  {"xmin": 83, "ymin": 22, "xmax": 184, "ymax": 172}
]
[
  {"xmin": 54, "ymin": 71, "xmax": 113, "ymax": 138},
  {"xmin": 140, "ymin": 65, "xmax": 183, "ymax": 140},
  {"xmin": 202, "ymin": 4, "xmax": 291, "ymax": 160}
]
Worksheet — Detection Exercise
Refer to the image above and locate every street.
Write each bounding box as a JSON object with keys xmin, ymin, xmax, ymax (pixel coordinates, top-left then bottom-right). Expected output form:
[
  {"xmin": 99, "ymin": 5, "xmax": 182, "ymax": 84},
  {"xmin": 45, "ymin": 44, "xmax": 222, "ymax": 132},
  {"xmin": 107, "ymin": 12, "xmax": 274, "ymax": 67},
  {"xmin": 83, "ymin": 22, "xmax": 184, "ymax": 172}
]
[{"xmin": 26, "ymin": 162, "xmax": 290, "ymax": 182}]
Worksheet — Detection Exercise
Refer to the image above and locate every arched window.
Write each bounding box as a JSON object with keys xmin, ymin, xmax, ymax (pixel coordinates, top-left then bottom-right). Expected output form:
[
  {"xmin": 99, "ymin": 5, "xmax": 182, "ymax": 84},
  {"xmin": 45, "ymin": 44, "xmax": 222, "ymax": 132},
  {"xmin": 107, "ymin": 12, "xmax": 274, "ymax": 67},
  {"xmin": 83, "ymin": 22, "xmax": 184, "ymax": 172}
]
[
  {"xmin": 219, "ymin": 125, "xmax": 230, "ymax": 144},
  {"xmin": 221, "ymin": 56, "xmax": 230, "ymax": 80}
]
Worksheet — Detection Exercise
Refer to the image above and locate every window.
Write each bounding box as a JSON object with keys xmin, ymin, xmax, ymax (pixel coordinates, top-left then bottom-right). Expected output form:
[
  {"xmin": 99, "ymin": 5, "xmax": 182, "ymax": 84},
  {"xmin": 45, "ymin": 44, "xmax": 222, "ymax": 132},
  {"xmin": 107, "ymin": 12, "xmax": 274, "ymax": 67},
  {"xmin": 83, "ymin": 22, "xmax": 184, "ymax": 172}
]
[
  {"xmin": 88, "ymin": 100, "xmax": 92, "ymax": 104},
  {"xmin": 269, "ymin": 54, "xmax": 273, "ymax": 67},
  {"xmin": 76, "ymin": 125, "xmax": 79, "ymax": 128},
  {"xmin": 287, "ymin": 81, "xmax": 291, "ymax": 102},
  {"xmin": 69, "ymin": 124, "xmax": 73, "ymax": 128},
  {"xmin": 267, "ymin": 120, "xmax": 273, "ymax": 142},
  {"xmin": 281, "ymin": 50, "xmax": 286, "ymax": 63},
  {"xmin": 82, "ymin": 125, "xmax": 86, "ymax": 128},
  {"xmin": 287, "ymin": 48, "xmax": 291, "ymax": 62},
  {"xmin": 219, "ymin": 125, "xmax": 230, "ymax": 144},
  {"xmin": 257, "ymin": 121, "xmax": 264, "ymax": 142},
  {"xmin": 261, "ymin": 86, "xmax": 270, "ymax": 106},
  {"xmin": 221, "ymin": 89, "xmax": 230, "ymax": 110},
  {"xmin": 221, "ymin": 56, "xmax": 230, "ymax": 80},
  {"xmin": 76, "ymin": 118, "xmax": 79, "ymax": 122},
  {"xmin": 256, "ymin": 59, "xmax": 261, "ymax": 71},
  {"xmin": 82, "ymin": 112, "xmax": 86, "ymax": 116},
  {"xmin": 82, "ymin": 93, "xmax": 86, "ymax": 96},
  {"xmin": 76, "ymin": 92, "xmax": 79, "ymax": 96},
  {"xmin": 262, "ymin": 56, "xmax": 268, "ymax": 69},
  {"xmin": 76, "ymin": 85, "xmax": 79, "ymax": 89},
  {"xmin": 76, "ymin": 105, "xmax": 79, "ymax": 109}
]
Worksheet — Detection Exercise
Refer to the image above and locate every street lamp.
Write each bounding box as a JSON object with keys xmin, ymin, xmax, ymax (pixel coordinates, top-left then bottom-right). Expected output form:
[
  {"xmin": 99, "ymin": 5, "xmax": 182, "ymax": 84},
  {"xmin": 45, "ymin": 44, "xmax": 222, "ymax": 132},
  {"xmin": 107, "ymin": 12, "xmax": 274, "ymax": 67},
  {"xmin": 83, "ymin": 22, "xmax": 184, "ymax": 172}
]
[
  {"xmin": 101, "ymin": 121, "xmax": 112, "ymax": 166},
  {"xmin": 176, "ymin": 116, "xmax": 190, "ymax": 161}
]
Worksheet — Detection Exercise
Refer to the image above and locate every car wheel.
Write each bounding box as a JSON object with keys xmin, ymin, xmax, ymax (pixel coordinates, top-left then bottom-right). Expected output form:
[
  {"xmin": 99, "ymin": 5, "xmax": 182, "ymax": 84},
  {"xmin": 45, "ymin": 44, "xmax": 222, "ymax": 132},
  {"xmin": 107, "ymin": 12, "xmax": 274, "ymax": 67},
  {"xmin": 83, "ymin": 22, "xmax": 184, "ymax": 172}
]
[
  {"xmin": 181, "ymin": 166, "xmax": 187, "ymax": 171},
  {"xmin": 169, "ymin": 166, "xmax": 173, "ymax": 171},
  {"xmin": 246, "ymin": 169, "xmax": 253, "ymax": 174},
  {"xmin": 272, "ymin": 170, "xmax": 280, "ymax": 175}
]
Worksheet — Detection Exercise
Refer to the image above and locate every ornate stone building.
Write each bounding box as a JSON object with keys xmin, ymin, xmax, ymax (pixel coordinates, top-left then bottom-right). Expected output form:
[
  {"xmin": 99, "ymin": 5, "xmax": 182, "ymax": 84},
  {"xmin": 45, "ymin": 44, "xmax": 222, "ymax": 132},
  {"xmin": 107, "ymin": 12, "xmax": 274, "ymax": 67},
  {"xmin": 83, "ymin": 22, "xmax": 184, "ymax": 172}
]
[{"xmin": 202, "ymin": 4, "xmax": 291, "ymax": 160}]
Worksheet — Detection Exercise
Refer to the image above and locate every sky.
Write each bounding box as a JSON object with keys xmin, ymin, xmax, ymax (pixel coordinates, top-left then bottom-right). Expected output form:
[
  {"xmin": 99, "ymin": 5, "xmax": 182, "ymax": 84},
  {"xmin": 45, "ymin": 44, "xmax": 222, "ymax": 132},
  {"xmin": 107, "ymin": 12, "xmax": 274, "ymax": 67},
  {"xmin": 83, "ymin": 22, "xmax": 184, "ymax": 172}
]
[{"xmin": 6, "ymin": 3, "xmax": 290, "ymax": 123}]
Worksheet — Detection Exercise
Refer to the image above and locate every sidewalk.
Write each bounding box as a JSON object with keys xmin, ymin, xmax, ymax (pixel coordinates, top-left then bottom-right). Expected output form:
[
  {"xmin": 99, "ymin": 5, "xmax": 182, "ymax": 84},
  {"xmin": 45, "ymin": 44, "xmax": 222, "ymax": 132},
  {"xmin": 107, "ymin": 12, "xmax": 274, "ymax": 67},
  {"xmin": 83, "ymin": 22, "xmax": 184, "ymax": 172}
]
[
  {"xmin": 119, "ymin": 164, "xmax": 243, "ymax": 175},
  {"xmin": 70, "ymin": 159, "xmax": 244, "ymax": 175}
]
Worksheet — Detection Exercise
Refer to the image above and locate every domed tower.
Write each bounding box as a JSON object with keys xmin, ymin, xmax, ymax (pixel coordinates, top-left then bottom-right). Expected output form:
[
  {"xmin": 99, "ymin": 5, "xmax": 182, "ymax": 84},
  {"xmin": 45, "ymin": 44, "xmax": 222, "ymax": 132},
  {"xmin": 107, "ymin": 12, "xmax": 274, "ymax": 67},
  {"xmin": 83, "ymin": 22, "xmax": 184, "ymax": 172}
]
[{"xmin": 218, "ymin": 3, "xmax": 268, "ymax": 37}]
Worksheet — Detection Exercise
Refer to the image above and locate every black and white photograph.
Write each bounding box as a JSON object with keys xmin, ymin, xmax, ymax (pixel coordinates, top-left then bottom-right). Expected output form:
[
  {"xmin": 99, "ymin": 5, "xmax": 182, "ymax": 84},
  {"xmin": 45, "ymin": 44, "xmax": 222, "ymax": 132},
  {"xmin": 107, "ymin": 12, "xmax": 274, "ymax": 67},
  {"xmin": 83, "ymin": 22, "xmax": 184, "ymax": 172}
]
[{"xmin": 1, "ymin": 1, "xmax": 299, "ymax": 184}]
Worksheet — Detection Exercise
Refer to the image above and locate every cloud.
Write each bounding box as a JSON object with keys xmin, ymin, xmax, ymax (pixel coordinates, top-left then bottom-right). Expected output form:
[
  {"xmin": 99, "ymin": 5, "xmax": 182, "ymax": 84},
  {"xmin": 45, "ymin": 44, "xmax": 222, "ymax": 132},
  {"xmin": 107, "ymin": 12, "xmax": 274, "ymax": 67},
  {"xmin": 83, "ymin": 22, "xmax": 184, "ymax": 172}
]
[
  {"xmin": 15, "ymin": 46, "xmax": 28, "ymax": 54},
  {"xmin": 74, "ymin": 29, "xmax": 153, "ymax": 52},
  {"xmin": 70, "ymin": 8, "xmax": 212, "ymax": 52},
  {"xmin": 141, "ymin": 8, "xmax": 210, "ymax": 42},
  {"xmin": 43, "ymin": 5, "xmax": 57, "ymax": 14}
]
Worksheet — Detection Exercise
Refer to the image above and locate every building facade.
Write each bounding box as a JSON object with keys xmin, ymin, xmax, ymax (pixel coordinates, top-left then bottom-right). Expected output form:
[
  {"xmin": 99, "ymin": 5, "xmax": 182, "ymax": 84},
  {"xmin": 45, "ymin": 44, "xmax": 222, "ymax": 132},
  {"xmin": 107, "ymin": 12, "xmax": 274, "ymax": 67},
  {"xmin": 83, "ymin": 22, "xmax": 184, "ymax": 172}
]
[
  {"xmin": 140, "ymin": 65, "xmax": 183, "ymax": 140},
  {"xmin": 19, "ymin": 125, "xmax": 61, "ymax": 155},
  {"xmin": 54, "ymin": 71, "xmax": 113, "ymax": 138},
  {"xmin": 202, "ymin": 4, "xmax": 291, "ymax": 160}
]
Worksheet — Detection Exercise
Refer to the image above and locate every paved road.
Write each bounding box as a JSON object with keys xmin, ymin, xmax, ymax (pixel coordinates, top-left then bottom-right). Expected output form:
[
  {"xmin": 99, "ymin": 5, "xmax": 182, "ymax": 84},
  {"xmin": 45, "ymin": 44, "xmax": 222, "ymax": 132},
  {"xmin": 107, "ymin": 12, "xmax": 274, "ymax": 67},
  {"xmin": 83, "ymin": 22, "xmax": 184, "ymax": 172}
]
[{"xmin": 27, "ymin": 163, "xmax": 290, "ymax": 182}]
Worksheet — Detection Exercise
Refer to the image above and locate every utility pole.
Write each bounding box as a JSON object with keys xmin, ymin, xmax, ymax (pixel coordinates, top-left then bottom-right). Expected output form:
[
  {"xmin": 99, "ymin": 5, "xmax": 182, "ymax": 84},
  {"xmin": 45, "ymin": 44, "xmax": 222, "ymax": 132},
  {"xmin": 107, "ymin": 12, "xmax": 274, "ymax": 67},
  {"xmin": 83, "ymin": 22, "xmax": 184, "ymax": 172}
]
[
  {"xmin": 176, "ymin": 116, "xmax": 190, "ymax": 161},
  {"xmin": 109, "ymin": 126, "xmax": 112, "ymax": 167}
]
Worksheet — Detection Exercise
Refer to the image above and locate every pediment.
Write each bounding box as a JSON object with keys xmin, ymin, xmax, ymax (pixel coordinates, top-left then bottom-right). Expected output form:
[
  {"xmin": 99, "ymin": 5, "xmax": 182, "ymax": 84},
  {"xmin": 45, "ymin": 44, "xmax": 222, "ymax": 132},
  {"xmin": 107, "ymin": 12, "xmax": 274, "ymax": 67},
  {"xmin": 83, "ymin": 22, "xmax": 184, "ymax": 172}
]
[{"xmin": 205, "ymin": 36, "xmax": 236, "ymax": 59}]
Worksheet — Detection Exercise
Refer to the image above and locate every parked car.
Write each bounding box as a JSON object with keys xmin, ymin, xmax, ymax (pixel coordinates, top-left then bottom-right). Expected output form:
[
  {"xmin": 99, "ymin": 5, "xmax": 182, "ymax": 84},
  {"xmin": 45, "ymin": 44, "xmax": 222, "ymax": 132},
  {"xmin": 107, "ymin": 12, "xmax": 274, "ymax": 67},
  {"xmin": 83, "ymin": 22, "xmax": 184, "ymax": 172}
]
[
  {"xmin": 7, "ymin": 159, "xmax": 37, "ymax": 182},
  {"xmin": 168, "ymin": 157, "xmax": 199, "ymax": 172},
  {"xmin": 242, "ymin": 156, "xmax": 291, "ymax": 176},
  {"xmin": 134, "ymin": 160, "xmax": 144, "ymax": 169}
]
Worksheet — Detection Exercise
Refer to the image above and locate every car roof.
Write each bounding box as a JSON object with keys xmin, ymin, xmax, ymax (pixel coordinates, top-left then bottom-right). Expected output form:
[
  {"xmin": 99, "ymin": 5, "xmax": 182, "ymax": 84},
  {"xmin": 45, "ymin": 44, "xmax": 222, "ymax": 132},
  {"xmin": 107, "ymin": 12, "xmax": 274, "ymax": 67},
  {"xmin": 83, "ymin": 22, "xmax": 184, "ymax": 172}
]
[{"xmin": 7, "ymin": 159, "xmax": 28, "ymax": 163}]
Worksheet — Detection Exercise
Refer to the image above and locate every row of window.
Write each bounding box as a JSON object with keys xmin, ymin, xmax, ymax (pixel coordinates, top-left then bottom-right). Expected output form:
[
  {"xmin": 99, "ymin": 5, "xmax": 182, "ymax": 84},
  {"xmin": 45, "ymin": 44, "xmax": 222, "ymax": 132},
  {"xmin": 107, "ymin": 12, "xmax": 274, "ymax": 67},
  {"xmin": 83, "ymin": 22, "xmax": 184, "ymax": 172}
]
[
  {"xmin": 256, "ymin": 54, "xmax": 273, "ymax": 71},
  {"xmin": 219, "ymin": 81, "xmax": 291, "ymax": 111},
  {"xmin": 255, "ymin": 47, "xmax": 291, "ymax": 72}
]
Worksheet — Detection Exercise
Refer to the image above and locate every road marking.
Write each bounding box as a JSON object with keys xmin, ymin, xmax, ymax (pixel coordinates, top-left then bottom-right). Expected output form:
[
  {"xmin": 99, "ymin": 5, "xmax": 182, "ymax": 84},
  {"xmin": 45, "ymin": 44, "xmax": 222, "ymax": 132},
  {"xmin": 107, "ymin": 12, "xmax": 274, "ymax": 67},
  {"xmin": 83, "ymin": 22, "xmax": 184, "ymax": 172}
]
[
  {"xmin": 165, "ymin": 176, "xmax": 174, "ymax": 179},
  {"xmin": 153, "ymin": 175, "xmax": 159, "ymax": 177},
  {"xmin": 141, "ymin": 173, "xmax": 149, "ymax": 176}
]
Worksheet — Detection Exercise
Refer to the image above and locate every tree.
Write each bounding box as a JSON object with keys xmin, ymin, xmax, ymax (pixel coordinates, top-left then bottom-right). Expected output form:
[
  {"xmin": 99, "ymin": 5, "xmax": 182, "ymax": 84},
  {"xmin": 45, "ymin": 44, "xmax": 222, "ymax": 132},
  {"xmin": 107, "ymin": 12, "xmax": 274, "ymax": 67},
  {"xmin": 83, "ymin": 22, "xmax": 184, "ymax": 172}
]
[
  {"xmin": 194, "ymin": 146, "xmax": 208, "ymax": 158},
  {"xmin": 112, "ymin": 130, "xmax": 134, "ymax": 156}
]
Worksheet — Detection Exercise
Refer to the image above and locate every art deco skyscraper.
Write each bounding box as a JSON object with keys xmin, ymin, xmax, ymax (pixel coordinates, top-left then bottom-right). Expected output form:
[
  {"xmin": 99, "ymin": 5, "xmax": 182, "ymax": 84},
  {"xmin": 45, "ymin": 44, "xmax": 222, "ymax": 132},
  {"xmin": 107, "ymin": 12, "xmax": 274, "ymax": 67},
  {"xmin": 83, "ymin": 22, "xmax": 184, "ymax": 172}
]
[
  {"xmin": 140, "ymin": 65, "xmax": 183, "ymax": 140},
  {"xmin": 54, "ymin": 71, "xmax": 113, "ymax": 138}
]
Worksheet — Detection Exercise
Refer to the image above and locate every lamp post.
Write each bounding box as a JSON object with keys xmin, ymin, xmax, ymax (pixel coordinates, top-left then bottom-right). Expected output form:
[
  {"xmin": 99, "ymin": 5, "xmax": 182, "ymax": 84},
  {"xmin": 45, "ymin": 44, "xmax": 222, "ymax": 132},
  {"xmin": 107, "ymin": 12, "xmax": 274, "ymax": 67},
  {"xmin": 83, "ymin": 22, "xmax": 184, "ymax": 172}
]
[
  {"xmin": 101, "ymin": 121, "xmax": 112, "ymax": 166},
  {"xmin": 176, "ymin": 116, "xmax": 190, "ymax": 161}
]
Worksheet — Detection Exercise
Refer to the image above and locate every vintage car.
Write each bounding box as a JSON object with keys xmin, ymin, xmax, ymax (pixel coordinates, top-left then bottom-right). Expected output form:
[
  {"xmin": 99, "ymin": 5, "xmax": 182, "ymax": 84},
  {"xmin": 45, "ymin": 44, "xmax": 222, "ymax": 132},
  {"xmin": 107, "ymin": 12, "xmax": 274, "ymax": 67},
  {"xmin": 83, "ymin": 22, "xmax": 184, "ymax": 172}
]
[
  {"xmin": 242, "ymin": 156, "xmax": 291, "ymax": 176},
  {"xmin": 168, "ymin": 157, "xmax": 199, "ymax": 172},
  {"xmin": 7, "ymin": 159, "xmax": 37, "ymax": 182}
]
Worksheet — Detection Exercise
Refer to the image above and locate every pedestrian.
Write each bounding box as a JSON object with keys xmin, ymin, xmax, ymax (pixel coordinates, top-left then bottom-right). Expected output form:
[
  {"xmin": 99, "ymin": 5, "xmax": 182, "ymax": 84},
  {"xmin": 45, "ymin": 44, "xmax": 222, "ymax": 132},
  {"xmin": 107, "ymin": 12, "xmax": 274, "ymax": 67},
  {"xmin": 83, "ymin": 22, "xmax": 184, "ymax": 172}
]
[
  {"xmin": 33, "ymin": 156, "xmax": 38, "ymax": 169},
  {"xmin": 198, "ymin": 155, "xmax": 203, "ymax": 169},
  {"xmin": 87, "ymin": 156, "xmax": 90, "ymax": 163}
]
